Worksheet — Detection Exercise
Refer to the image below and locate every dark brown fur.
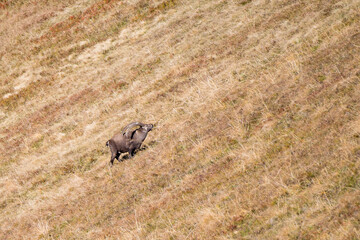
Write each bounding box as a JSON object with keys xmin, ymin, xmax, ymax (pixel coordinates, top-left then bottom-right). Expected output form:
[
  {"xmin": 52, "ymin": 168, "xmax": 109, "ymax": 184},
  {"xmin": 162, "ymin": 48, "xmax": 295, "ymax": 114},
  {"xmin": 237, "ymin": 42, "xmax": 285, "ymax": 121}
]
[{"xmin": 106, "ymin": 122, "xmax": 153, "ymax": 165}]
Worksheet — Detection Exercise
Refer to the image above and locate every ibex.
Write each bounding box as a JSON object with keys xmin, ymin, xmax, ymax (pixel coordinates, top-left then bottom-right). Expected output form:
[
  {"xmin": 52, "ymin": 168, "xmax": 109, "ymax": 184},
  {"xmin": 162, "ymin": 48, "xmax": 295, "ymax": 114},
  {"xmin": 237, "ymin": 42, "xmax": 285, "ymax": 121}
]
[{"xmin": 106, "ymin": 122, "xmax": 153, "ymax": 165}]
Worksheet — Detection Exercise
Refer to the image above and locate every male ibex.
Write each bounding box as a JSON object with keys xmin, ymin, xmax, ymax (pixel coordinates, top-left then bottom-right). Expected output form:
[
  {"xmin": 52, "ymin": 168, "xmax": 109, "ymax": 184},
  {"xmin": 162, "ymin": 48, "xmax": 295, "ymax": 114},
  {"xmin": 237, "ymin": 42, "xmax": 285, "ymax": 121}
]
[{"xmin": 106, "ymin": 122, "xmax": 153, "ymax": 165}]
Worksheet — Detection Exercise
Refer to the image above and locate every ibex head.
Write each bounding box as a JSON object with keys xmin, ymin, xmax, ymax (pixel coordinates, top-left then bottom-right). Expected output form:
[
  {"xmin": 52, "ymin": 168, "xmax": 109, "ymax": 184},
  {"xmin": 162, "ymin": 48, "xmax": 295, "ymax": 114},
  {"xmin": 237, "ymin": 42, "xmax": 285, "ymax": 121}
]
[{"xmin": 122, "ymin": 122, "xmax": 153, "ymax": 138}]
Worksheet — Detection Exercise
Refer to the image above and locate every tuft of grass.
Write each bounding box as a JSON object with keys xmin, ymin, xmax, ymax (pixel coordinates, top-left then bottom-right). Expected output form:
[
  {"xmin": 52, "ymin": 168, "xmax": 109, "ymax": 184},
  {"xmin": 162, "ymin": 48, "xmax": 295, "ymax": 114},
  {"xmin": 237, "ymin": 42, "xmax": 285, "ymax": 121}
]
[{"xmin": 31, "ymin": 135, "xmax": 45, "ymax": 149}]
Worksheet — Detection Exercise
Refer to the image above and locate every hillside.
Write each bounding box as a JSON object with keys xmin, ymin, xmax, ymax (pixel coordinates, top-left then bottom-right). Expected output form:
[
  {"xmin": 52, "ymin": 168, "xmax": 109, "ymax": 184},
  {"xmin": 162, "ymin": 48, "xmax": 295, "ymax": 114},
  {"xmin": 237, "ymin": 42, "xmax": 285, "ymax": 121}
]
[{"xmin": 1, "ymin": 0, "xmax": 360, "ymax": 239}]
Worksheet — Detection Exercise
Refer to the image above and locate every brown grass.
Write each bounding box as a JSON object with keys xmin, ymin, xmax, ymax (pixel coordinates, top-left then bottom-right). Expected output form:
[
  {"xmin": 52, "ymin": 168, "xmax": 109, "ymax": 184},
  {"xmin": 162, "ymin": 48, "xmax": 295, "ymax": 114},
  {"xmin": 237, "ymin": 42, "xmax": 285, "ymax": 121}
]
[{"xmin": 1, "ymin": 0, "xmax": 360, "ymax": 239}]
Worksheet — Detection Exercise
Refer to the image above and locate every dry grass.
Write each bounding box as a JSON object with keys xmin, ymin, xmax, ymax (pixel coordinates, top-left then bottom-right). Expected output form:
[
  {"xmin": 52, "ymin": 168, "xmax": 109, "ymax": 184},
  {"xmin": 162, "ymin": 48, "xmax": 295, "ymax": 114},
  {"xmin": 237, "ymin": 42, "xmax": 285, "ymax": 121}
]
[{"xmin": 1, "ymin": 0, "xmax": 360, "ymax": 239}]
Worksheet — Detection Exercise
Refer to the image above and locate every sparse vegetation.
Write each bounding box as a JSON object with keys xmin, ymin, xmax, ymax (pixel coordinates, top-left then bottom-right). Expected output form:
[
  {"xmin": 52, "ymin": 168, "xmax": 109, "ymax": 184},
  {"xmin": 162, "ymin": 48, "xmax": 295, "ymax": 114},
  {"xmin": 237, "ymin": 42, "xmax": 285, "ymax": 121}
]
[{"xmin": 1, "ymin": 0, "xmax": 360, "ymax": 239}]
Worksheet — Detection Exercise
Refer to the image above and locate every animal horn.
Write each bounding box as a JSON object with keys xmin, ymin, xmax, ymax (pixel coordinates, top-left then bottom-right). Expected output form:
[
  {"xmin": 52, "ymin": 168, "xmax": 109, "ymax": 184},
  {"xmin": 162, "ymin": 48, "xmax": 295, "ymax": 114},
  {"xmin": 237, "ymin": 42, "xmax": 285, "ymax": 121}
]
[{"xmin": 122, "ymin": 122, "xmax": 144, "ymax": 138}]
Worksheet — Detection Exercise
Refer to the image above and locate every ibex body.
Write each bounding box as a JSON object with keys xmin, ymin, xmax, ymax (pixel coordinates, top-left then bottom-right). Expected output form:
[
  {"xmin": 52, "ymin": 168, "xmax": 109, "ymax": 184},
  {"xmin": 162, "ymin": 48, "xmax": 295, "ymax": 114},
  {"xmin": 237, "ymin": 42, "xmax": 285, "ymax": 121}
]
[{"xmin": 106, "ymin": 122, "xmax": 153, "ymax": 165}]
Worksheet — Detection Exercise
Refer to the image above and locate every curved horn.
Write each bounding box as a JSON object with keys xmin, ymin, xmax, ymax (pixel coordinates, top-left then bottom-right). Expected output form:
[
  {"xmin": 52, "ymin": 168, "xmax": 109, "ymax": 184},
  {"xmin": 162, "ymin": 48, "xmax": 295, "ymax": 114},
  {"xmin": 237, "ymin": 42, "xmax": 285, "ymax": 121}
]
[{"xmin": 122, "ymin": 122, "xmax": 145, "ymax": 137}]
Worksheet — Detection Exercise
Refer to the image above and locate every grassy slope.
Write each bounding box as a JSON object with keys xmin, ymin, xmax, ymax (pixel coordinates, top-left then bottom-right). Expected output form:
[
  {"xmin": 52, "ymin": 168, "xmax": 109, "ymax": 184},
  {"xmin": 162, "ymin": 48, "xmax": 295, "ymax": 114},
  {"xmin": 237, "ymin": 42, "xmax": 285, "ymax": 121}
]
[{"xmin": 1, "ymin": 0, "xmax": 360, "ymax": 239}]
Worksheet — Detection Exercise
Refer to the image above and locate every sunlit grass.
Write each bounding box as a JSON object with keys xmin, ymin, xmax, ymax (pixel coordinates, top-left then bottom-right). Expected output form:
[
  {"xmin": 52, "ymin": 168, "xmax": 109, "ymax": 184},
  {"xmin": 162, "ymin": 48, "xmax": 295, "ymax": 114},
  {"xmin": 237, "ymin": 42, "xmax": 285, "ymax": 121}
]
[{"xmin": 1, "ymin": 0, "xmax": 360, "ymax": 239}]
